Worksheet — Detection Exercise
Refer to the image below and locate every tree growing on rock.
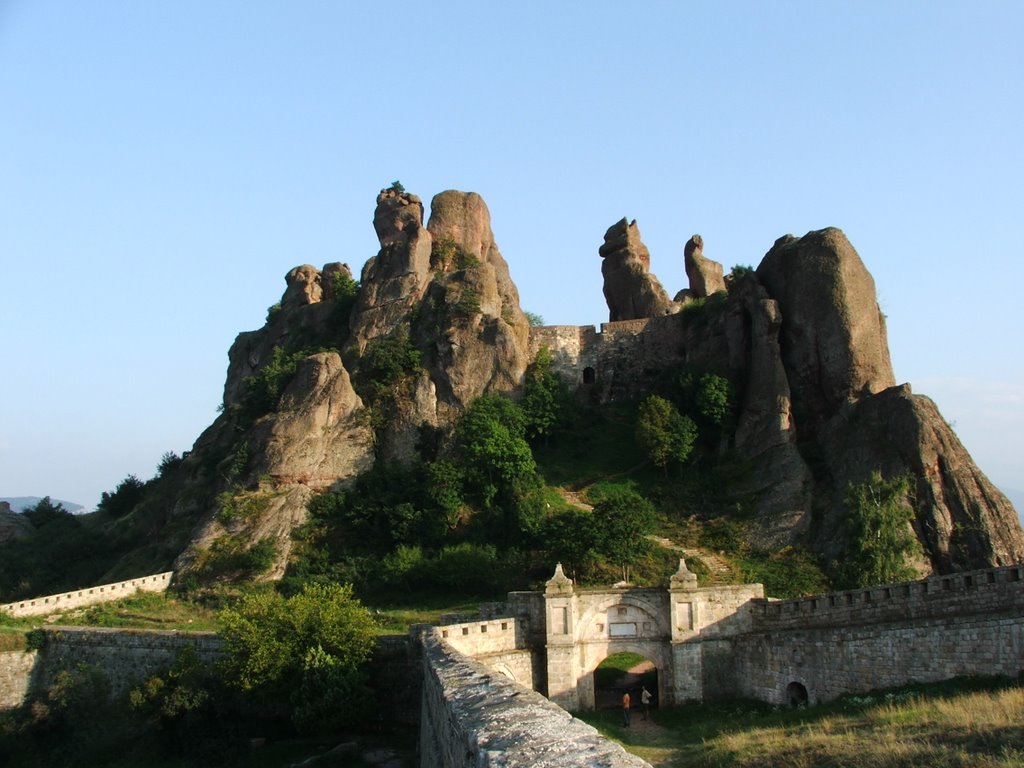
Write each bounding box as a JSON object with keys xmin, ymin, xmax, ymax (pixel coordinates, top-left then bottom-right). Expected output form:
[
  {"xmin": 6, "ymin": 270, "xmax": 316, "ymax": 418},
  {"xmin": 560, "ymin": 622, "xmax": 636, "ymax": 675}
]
[{"xmin": 836, "ymin": 471, "xmax": 921, "ymax": 588}]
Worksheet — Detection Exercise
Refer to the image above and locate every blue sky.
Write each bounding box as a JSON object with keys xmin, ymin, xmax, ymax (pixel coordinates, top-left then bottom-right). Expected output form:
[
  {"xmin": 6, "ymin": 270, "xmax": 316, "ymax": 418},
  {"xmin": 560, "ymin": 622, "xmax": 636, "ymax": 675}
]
[{"xmin": 1, "ymin": 2, "xmax": 1021, "ymax": 509}]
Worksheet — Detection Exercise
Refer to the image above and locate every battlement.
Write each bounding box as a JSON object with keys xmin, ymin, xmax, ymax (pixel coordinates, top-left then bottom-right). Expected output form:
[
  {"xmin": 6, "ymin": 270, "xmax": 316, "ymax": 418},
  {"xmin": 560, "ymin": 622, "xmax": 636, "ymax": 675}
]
[
  {"xmin": 753, "ymin": 563, "xmax": 1024, "ymax": 632},
  {"xmin": 0, "ymin": 572, "xmax": 173, "ymax": 618}
]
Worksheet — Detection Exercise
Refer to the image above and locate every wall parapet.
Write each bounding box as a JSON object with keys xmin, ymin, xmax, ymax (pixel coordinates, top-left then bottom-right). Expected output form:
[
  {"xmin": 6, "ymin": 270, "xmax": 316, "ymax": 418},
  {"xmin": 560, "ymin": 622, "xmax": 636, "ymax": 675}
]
[
  {"xmin": 0, "ymin": 572, "xmax": 174, "ymax": 618},
  {"xmin": 419, "ymin": 628, "xmax": 651, "ymax": 768},
  {"xmin": 752, "ymin": 564, "xmax": 1024, "ymax": 632}
]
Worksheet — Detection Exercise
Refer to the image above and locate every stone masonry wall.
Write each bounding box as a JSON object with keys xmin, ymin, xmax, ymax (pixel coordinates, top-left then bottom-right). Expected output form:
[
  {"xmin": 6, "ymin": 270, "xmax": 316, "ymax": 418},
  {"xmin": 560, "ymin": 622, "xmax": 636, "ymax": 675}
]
[
  {"xmin": 731, "ymin": 564, "xmax": 1024, "ymax": 705},
  {"xmin": 751, "ymin": 565, "xmax": 1024, "ymax": 632},
  {"xmin": 732, "ymin": 612, "xmax": 1024, "ymax": 705},
  {"xmin": 0, "ymin": 650, "xmax": 37, "ymax": 709},
  {"xmin": 0, "ymin": 572, "xmax": 173, "ymax": 618},
  {"xmin": 419, "ymin": 628, "xmax": 651, "ymax": 768},
  {"xmin": 35, "ymin": 626, "xmax": 224, "ymax": 697},
  {"xmin": 438, "ymin": 617, "xmax": 535, "ymax": 689}
]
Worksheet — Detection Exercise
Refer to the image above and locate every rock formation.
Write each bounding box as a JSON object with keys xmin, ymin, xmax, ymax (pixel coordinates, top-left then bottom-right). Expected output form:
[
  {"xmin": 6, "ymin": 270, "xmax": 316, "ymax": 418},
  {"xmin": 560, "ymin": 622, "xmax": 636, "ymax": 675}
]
[
  {"xmin": 172, "ymin": 186, "xmax": 532, "ymax": 576},
  {"xmin": 756, "ymin": 229, "xmax": 895, "ymax": 436},
  {"xmin": 683, "ymin": 234, "xmax": 725, "ymax": 297},
  {"xmin": 599, "ymin": 218, "xmax": 674, "ymax": 321},
  {"xmin": 156, "ymin": 189, "xmax": 1019, "ymax": 583}
]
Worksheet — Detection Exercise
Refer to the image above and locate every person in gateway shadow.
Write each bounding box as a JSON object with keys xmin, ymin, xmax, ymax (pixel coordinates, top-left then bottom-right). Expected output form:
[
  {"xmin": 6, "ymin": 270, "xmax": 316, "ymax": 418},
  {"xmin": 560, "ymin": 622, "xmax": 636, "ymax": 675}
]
[{"xmin": 622, "ymin": 690, "xmax": 631, "ymax": 727}]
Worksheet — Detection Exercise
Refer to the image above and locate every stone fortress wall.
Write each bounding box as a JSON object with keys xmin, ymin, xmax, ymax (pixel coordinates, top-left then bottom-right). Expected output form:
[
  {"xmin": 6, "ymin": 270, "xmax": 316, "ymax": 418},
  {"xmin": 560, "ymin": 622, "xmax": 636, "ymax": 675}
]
[
  {"xmin": 529, "ymin": 315, "xmax": 692, "ymax": 402},
  {"xmin": 432, "ymin": 562, "xmax": 1024, "ymax": 724},
  {"xmin": 4, "ymin": 563, "xmax": 1024, "ymax": 766},
  {"xmin": 731, "ymin": 564, "xmax": 1024, "ymax": 704},
  {"xmin": 419, "ymin": 627, "xmax": 651, "ymax": 768},
  {"xmin": 0, "ymin": 571, "xmax": 173, "ymax": 618}
]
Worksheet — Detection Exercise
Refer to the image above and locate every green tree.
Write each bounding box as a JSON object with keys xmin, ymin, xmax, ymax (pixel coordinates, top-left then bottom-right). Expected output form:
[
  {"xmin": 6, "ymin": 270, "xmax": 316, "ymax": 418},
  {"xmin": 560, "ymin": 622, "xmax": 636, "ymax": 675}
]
[
  {"xmin": 635, "ymin": 395, "xmax": 697, "ymax": 471},
  {"xmin": 524, "ymin": 310, "xmax": 545, "ymax": 327},
  {"xmin": 97, "ymin": 474, "xmax": 148, "ymax": 518},
  {"xmin": 542, "ymin": 508, "xmax": 598, "ymax": 580},
  {"xmin": 591, "ymin": 486, "xmax": 657, "ymax": 582},
  {"xmin": 521, "ymin": 347, "xmax": 573, "ymax": 445},
  {"xmin": 456, "ymin": 395, "xmax": 536, "ymax": 509},
  {"xmin": 695, "ymin": 373, "xmax": 732, "ymax": 427},
  {"xmin": 837, "ymin": 472, "xmax": 921, "ymax": 588},
  {"xmin": 219, "ymin": 583, "xmax": 376, "ymax": 732}
]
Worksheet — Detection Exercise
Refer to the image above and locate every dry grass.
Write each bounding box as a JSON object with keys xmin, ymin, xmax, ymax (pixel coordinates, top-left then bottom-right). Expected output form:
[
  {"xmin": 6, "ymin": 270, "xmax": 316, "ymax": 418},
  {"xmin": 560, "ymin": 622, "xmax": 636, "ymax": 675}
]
[{"xmin": 578, "ymin": 681, "xmax": 1024, "ymax": 768}]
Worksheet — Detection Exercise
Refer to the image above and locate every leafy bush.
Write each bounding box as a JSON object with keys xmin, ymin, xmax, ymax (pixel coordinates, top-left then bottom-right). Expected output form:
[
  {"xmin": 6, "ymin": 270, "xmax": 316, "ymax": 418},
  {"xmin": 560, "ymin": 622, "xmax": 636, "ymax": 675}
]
[
  {"xmin": 524, "ymin": 310, "xmax": 545, "ymax": 327},
  {"xmin": 430, "ymin": 236, "xmax": 480, "ymax": 272},
  {"xmin": 453, "ymin": 287, "xmax": 481, "ymax": 317},
  {"xmin": 354, "ymin": 329, "xmax": 421, "ymax": 409},
  {"xmin": 239, "ymin": 346, "xmax": 308, "ymax": 422},
  {"xmin": 193, "ymin": 535, "xmax": 278, "ymax": 581},
  {"xmin": 219, "ymin": 582, "xmax": 376, "ymax": 733}
]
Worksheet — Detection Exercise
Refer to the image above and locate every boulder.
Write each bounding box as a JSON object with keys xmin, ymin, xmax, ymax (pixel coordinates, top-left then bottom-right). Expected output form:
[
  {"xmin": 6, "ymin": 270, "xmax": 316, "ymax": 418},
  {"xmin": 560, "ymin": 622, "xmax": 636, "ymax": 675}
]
[
  {"xmin": 281, "ymin": 264, "xmax": 323, "ymax": 309},
  {"xmin": 599, "ymin": 218, "xmax": 674, "ymax": 321},
  {"xmin": 683, "ymin": 235, "xmax": 726, "ymax": 297},
  {"xmin": 373, "ymin": 187, "xmax": 425, "ymax": 247},
  {"xmin": 756, "ymin": 228, "xmax": 895, "ymax": 436}
]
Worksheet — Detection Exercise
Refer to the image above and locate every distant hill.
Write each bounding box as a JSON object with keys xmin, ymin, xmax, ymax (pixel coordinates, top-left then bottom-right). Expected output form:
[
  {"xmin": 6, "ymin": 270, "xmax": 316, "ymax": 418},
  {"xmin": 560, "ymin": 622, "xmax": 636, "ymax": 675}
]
[{"xmin": 1, "ymin": 496, "xmax": 86, "ymax": 514}]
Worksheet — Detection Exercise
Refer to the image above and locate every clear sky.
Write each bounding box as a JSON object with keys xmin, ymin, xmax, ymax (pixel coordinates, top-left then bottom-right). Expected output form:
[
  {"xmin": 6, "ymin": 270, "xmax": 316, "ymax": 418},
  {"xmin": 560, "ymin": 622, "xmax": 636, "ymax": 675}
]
[{"xmin": 1, "ymin": 2, "xmax": 1021, "ymax": 510}]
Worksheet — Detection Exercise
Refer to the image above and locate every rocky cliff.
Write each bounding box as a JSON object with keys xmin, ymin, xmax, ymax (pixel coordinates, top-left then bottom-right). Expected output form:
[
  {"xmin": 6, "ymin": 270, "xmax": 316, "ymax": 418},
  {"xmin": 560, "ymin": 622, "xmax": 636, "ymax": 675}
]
[
  {"xmin": 170, "ymin": 187, "xmax": 531, "ymax": 578},
  {"xmin": 593, "ymin": 222, "xmax": 1023, "ymax": 572},
  {"xmin": 161, "ymin": 188, "xmax": 1021, "ymax": 582}
]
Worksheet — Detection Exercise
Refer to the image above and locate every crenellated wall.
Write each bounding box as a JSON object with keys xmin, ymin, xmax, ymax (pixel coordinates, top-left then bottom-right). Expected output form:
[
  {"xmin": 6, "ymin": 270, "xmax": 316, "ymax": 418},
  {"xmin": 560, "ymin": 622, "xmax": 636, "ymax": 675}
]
[
  {"xmin": 733, "ymin": 564, "xmax": 1024, "ymax": 705},
  {"xmin": 0, "ymin": 572, "xmax": 173, "ymax": 618}
]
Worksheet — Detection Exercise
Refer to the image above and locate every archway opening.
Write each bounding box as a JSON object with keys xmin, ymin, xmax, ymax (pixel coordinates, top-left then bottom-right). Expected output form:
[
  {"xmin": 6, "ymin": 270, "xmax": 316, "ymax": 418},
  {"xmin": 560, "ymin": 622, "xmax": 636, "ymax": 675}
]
[
  {"xmin": 582, "ymin": 366, "xmax": 596, "ymax": 384},
  {"xmin": 593, "ymin": 651, "xmax": 659, "ymax": 713},
  {"xmin": 786, "ymin": 681, "xmax": 809, "ymax": 707}
]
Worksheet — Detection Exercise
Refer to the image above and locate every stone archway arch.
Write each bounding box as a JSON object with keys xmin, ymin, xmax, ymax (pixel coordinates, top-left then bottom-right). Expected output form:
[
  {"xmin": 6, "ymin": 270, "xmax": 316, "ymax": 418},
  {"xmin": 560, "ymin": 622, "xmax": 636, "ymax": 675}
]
[
  {"xmin": 493, "ymin": 663, "xmax": 517, "ymax": 683},
  {"xmin": 574, "ymin": 592, "xmax": 671, "ymax": 644}
]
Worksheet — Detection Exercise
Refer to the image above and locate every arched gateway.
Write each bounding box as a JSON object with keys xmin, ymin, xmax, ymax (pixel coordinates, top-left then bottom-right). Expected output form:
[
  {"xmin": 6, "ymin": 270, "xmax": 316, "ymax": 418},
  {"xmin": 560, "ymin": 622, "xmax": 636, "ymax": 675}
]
[{"xmin": 543, "ymin": 561, "xmax": 764, "ymax": 710}]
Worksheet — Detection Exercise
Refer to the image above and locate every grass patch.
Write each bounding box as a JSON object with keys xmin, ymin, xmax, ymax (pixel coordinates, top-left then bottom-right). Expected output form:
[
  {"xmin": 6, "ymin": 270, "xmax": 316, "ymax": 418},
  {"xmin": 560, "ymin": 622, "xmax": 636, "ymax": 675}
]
[
  {"xmin": 575, "ymin": 677, "xmax": 1024, "ymax": 768},
  {"xmin": 58, "ymin": 591, "xmax": 222, "ymax": 631},
  {"xmin": 368, "ymin": 600, "xmax": 482, "ymax": 635}
]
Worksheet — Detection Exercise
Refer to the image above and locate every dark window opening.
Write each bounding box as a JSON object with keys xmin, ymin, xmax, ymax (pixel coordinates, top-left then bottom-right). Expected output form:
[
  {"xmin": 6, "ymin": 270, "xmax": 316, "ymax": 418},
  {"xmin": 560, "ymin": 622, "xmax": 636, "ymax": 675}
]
[{"xmin": 583, "ymin": 366, "xmax": 596, "ymax": 384}]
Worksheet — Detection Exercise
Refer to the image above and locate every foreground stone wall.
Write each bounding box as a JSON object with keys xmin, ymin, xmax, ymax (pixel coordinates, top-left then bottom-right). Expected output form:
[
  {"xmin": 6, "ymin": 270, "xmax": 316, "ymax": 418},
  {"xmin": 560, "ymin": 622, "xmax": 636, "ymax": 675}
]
[
  {"xmin": 0, "ymin": 572, "xmax": 173, "ymax": 618},
  {"xmin": 419, "ymin": 628, "xmax": 651, "ymax": 768}
]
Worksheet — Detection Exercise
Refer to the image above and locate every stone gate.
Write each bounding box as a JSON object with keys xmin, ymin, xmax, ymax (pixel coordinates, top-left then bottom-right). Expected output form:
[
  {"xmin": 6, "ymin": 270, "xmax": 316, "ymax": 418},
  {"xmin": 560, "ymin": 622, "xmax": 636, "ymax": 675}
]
[{"xmin": 542, "ymin": 560, "xmax": 763, "ymax": 710}]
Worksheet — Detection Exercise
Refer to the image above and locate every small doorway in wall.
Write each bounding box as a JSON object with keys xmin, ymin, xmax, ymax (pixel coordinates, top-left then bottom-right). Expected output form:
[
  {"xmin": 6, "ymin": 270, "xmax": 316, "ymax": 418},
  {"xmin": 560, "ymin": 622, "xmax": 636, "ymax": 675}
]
[
  {"xmin": 593, "ymin": 652, "xmax": 658, "ymax": 713},
  {"xmin": 582, "ymin": 366, "xmax": 596, "ymax": 384},
  {"xmin": 786, "ymin": 681, "xmax": 809, "ymax": 707}
]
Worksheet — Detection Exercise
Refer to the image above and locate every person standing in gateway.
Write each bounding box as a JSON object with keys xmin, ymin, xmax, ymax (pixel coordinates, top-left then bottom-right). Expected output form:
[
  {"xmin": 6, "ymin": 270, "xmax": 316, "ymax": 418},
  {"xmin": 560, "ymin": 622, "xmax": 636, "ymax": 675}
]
[
  {"xmin": 622, "ymin": 690, "xmax": 631, "ymax": 727},
  {"xmin": 641, "ymin": 686, "xmax": 652, "ymax": 720}
]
